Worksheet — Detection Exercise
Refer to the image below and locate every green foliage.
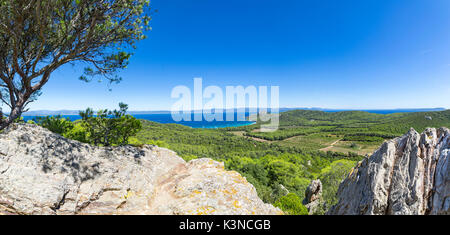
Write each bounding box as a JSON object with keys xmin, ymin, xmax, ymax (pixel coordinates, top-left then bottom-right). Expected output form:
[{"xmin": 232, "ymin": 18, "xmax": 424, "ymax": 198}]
[
  {"xmin": 343, "ymin": 135, "xmax": 384, "ymax": 142},
  {"xmin": 80, "ymin": 103, "xmax": 142, "ymax": 146},
  {"xmin": 135, "ymin": 120, "xmax": 362, "ymax": 204},
  {"xmin": 274, "ymin": 193, "xmax": 308, "ymax": 215},
  {"xmin": 239, "ymin": 110, "xmax": 450, "ymax": 140},
  {"xmin": 63, "ymin": 122, "xmax": 89, "ymax": 143},
  {"xmin": 0, "ymin": 0, "xmax": 152, "ymax": 130},
  {"xmin": 182, "ymin": 155, "xmax": 199, "ymax": 162},
  {"xmin": 349, "ymin": 142, "xmax": 359, "ymax": 149},
  {"xmin": 35, "ymin": 103, "xmax": 141, "ymax": 147},
  {"xmin": 227, "ymin": 110, "xmax": 450, "ymax": 156},
  {"xmin": 127, "ymin": 136, "xmax": 145, "ymax": 147},
  {"xmin": 13, "ymin": 116, "xmax": 25, "ymax": 123},
  {"xmin": 368, "ymin": 110, "xmax": 450, "ymax": 134},
  {"xmin": 34, "ymin": 115, "xmax": 74, "ymax": 135},
  {"xmin": 318, "ymin": 159, "xmax": 357, "ymax": 207},
  {"xmin": 26, "ymin": 119, "xmax": 36, "ymax": 125},
  {"xmin": 244, "ymin": 126, "xmax": 335, "ymax": 141}
]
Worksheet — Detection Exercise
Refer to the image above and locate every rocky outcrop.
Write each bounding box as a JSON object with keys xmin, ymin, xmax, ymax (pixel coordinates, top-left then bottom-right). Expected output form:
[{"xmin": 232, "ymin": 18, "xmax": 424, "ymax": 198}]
[
  {"xmin": 302, "ymin": 179, "xmax": 323, "ymax": 215},
  {"xmin": 0, "ymin": 124, "xmax": 281, "ymax": 215},
  {"xmin": 329, "ymin": 127, "xmax": 449, "ymax": 215}
]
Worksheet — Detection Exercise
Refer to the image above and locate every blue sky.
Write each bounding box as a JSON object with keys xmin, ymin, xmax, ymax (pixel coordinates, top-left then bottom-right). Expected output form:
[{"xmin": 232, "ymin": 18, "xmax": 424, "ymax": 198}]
[{"xmin": 23, "ymin": 0, "xmax": 450, "ymax": 111}]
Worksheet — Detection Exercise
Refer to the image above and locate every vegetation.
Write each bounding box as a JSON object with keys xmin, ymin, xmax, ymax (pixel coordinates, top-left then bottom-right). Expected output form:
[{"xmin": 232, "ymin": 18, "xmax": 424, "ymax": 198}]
[
  {"xmin": 274, "ymin": 193, "xmax": 308, "ymax": 215},
  {"xmin": 318, "ymin": 159, "xmax": 356, "ymax": 207},
  {"xmin": 231, "ymin": 109, "xmax": 450, "ymax": 155},
  {"xmin": 34, "ymin": 115, "xmax": 74, "ymax": 135},
  {"xmin": 35, "ymin": 114, "xmax": 365, "ymax": 213},
  {"xmin": 244, "ymin": 126, "xmax": 335, "ymax": 141},
  {"xmin": 80, "ymin": 103, "xmax": 142, "ymax": 146},
  {"xmin": 33, "ymin": 109, "xmax": 450, "ymax": 214},
  {"xmin": 0, "ymin": 0, "xmax": 151, "ymax": 130},
  {"xmin": 35, "ymin": 103, "xmax": 141, "ymax": 147},
  {"xmin": 134, "ymin": 120, "xmax": 362, "ymax": 211}
]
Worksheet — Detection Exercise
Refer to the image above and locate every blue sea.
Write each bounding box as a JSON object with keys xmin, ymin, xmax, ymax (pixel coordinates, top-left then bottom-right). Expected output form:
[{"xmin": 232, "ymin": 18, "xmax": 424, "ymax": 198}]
[
  {"xmin": 22, "ymin": 113, "xmax": 256, "ymax": 129},
  {"xmin": 21, "ymin": 108, "xmax": 445, "ymax": 129}
]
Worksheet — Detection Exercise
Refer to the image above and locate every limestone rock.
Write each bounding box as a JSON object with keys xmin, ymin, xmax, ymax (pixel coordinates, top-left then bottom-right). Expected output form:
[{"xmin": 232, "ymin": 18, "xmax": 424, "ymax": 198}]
[
  {"xmin": 0, "ymin": 124, "xmax": 281, "ymax": 215},
  {"xmin": 328, "ymin": 127, "xmax": 450, "ymax": 215},
  {"xmin": 302, "ymin": 179, "xmax": 323, "ymax": 214}
]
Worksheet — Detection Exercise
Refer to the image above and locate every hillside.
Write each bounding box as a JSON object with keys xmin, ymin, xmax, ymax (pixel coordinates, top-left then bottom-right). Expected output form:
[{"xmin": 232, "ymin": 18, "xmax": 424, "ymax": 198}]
[{"xmin": 229, "ymin": 109, "xmax": 450, "ymax": 155}]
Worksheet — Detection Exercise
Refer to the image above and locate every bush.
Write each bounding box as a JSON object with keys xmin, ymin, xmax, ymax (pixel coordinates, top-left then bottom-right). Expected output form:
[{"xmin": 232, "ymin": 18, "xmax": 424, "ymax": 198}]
[
  {"xmin": 318, "ymin": 159, "xmax": 356, "ymax": 208},
  {"xmin": 34, "ymin": 115, "xmax": 74, "ymax": 135},
  {"xmin": 63, "ymin": 122, "xmax": 89, "ymax": 143},
  {"xmin": 350, "ymin": 142, "xmax": 358, "ymax": 149},
  {"xmin": 274, "ymin": 193, "xmax": 308, "ymax": 215},
  {"xmin": 34, "ymin": 103, "xmax": 142, "ymax": 147},
  {"xmin": 80, "ymin": 103, "xmax": 142, "ymax": 146}
]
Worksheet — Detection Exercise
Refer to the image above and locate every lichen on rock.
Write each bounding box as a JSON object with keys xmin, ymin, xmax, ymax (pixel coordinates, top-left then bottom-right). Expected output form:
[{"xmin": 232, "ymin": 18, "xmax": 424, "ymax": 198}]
[{"xmin": 302, "ymin": 179, "xmax": 323, "ymax": 215}]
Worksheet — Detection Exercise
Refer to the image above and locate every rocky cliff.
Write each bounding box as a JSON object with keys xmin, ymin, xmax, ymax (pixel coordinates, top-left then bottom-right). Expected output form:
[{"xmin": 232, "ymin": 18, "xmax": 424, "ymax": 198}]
[
  {"xmin": 302, "ymin": 179, "xmax": 323, "ymax": 215},
  {"xmin": 0, "ymin": 124, "xmax": 281, "ymax": 215},
  {"xmin": 329, "ymin": 127, "xmax": 449, "ymax": 215}
]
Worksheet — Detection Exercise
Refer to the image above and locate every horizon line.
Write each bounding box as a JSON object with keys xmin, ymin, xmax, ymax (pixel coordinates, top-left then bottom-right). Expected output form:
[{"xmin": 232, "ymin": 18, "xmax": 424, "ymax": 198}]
[{"xmin": 19, "ymin": 107, "xmax": 448, "ymax": 115}]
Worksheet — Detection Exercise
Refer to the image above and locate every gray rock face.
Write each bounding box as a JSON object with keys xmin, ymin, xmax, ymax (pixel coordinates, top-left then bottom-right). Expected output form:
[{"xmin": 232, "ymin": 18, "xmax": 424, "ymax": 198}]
[
  {"xmin": 0, "ymin": 124, "xmax": 281, "ymax": 215},
  {"xmin": 302, "ymin": 179, "xmax": 323, "ymax": 215},
  {"xmin": 328, "ymin": 127, "xmax": 450, "ymax": 215}
]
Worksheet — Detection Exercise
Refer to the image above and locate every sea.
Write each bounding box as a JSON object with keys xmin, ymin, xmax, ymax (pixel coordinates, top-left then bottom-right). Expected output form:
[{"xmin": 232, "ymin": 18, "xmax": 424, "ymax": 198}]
[
  {"xmin": 22, "ymin": 113, "xmax": 256, "ymax": 129},
  {"xmin": 21, "ymin": 108, "xmax": 445, "ymax": 129}
]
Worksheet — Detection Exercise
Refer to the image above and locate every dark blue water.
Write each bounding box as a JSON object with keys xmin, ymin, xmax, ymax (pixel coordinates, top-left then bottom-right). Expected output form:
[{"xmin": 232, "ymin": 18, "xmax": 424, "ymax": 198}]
[
  {"xmin": 22, "ymin": 113, "xmax": 256, "ymax": 129},
  {"xmin": 22, "ymin": 108, "xmax": 445, "ymax": 129}
]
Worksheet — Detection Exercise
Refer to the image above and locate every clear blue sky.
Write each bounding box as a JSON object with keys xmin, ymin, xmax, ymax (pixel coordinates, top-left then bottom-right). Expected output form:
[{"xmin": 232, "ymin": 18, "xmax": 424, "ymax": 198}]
[{"xmin": 24, "ymin": 0, "xmax": 450, "ymax": 111}]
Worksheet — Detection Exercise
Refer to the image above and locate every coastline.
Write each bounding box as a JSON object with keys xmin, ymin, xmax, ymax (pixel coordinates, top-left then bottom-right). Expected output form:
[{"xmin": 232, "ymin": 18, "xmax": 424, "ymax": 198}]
[{"xmin": 21, "ymin": 114, "xmax": 257, "ymax": 129}]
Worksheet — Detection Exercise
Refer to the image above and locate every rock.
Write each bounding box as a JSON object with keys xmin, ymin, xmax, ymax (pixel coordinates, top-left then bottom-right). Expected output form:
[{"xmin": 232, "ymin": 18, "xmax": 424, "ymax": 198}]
[
  {"xmin": 328, "ymin": 127, "xmax": 450, "ymax": 215},
  {"xmin": 0, "ymin": 123, "xmax": 282, "ymax": 215},
  {"xmin": 302, "ymin": 179, "xmax": 323, "ymax": 214}
]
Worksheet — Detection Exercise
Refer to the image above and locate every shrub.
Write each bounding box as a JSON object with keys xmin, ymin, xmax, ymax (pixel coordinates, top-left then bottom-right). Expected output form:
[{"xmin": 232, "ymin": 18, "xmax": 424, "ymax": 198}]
[
  {"xmin": 318, "ymin": 159, "xmax": 356, "ymax": 208},
  {"xmin": 128, "ymin": 137, "xmax": 145, "ymax": 147},
  {"xmin": 350, "ymin": 142, "xmax": 359, "ymax": 149},
  {"xmin": 35, "ymin": 115, "xmax": 74, "ymax": 135},
  {"xmin": 63, "ymin": 122, "xmax": 89, "ymax": 143},
  {"xmin": 80, "ymin": 103, "xmax": 142, "ymax": 146},
  {"xmin": 274, "ymin": 193, "xmax": 308, "ymax": 215}
]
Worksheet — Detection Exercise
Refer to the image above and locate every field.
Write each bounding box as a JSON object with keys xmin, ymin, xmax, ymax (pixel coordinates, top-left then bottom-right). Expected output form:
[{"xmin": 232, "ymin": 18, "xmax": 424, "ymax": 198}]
[{"xmin": 227, "ymin": 109, "xmax": 450, "ymax": 155}]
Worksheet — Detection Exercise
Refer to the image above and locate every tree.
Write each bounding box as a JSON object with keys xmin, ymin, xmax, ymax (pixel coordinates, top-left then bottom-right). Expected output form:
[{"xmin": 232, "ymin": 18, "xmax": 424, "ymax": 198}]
[
  {"xmin": 80, "ymin": 102, "xmax": 142, "ymax": 146},
  {"xmin": 0, "ymin": 0, "xmax": 151, "ymax": 129},
  {"xmin": 34, "ymin": 115, "xmax": 74, "ymax": 135},
  {"xmin": 318, "ymin": 159, "xmax": 356, "ymax": 207}
]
